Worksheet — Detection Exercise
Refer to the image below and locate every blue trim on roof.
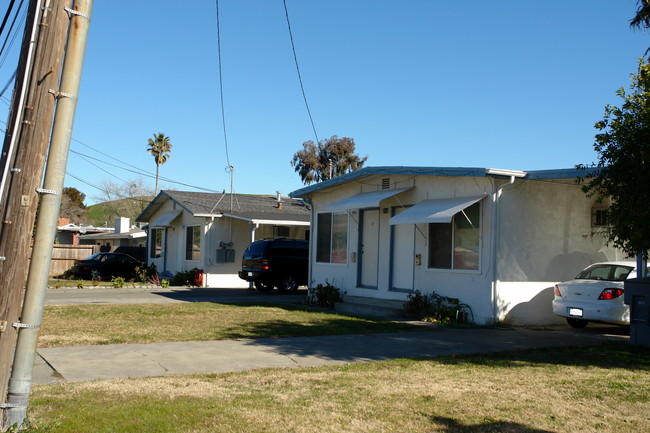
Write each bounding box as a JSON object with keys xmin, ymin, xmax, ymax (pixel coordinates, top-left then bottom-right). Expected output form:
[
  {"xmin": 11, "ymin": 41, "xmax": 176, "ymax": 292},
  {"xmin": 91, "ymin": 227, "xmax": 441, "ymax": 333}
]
[
  {"xmin": 525, "ymin": 167, "xmax": 600, "ymax": 180},
  {"xmin": 289, "ymin": 166, "xmax": 487, "ymax": 198},
  {"xmin": 289, "ymin": 166, "xmax": 599, "ymax": 198}
]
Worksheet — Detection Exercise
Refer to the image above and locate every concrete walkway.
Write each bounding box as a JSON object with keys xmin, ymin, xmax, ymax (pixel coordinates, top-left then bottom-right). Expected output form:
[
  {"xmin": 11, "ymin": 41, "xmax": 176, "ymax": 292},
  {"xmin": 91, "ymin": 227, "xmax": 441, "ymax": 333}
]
[{"xmin": 33, "ymin": 325, "xmax": 628, "ymax": 385}]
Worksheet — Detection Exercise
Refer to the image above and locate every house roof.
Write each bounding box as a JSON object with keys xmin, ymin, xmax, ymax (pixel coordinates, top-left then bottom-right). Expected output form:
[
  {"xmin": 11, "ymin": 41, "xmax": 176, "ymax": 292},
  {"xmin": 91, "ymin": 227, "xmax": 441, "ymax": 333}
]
[
  {"xmin": 136, "ymin": 190, "xmax": 310, "ymax": 224},
  {"xmin": 78, "ymin": 228, "xmax": 146, "ymax": 241},
  {"xmin": 289, "ymin": 166, "xmax": 597, "ymax": 198}
]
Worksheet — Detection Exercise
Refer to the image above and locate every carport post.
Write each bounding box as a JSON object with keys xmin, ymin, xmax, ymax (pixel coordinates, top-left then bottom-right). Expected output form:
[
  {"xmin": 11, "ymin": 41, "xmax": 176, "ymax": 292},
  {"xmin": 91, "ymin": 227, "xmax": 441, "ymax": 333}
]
[
  {"xmin": 638, "ymin": 254, "xmax": 647, "ymax": 278},
  {"xmin": 4, "ymin": 1, "xmax": 93, "ymax": 428}
]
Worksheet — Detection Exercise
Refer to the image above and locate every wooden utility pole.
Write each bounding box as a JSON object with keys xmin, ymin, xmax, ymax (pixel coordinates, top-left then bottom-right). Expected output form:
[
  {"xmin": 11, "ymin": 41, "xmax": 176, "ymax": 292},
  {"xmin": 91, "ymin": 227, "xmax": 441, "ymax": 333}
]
[{"xmin": 0, "ymin": 0, "xmax": 72, "ymax": 409}]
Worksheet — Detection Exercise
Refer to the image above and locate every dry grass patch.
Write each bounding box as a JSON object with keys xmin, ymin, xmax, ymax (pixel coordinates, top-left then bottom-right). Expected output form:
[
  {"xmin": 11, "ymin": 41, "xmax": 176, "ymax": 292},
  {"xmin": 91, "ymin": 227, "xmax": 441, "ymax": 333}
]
[
  {"xmin": 26, "ymin": 342, "xmax": 650, "ymax": 433},
  {"xmin": 38, "ymin": 303, "xmax": 416, "ymax": 347}
]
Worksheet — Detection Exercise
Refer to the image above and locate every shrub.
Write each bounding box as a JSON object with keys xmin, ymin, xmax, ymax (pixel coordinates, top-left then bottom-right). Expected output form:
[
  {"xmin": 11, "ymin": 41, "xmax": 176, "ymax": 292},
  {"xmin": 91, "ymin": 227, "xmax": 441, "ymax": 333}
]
[
  {"xmin": 170, "ymin": 270, "xmax": 193, "ymax": 286},
  {"xmin": 135, "ymin": 263, "xmax": 158, "ymax": 283},
  {"xmin": 403, "ymin": 290, "xmax": 467, "ymax": 324},
  {"xmin": 75, "ymin": 280, "xmax": 84, "ymax": 289},
  {"xmin": 306, "ymin": 281, "xmax": 343, "ymax": 309},
  {"xmin": 160, "ymin": 279, "xmax": 169, "ymax": 288},
  {"xmin": 111, "ymin": 276, "xmax": 125, "ymax": 288}
]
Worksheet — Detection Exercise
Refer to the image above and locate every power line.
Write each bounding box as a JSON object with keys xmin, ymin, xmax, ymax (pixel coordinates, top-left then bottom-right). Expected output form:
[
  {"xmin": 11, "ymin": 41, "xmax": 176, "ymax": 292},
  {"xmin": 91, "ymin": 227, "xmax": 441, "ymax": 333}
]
[
  {"xmin": 283, "ymin": 0, "xmax": 319, "ymax": 145},
  {"xmin": 215, "ymin": 0, "xmax": 231, "ymax": 168}
]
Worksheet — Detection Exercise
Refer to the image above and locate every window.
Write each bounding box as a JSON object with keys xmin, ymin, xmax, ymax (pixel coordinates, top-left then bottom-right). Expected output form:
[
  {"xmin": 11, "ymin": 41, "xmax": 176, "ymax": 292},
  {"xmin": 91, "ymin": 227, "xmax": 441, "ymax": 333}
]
[
  {"xmin": 316, "ymin": 212, "xmax": 348, "ymax": 263},
  {"xmin": 185, "ymin": 226, "xmax": 201, "ymax": 261},
  {"xmin": 150, "ymin": 228, "xmax": 162, "ymax": 258},
  {"xmin": 428, "ymin": 202, "xmax": 480, "ymax": 270},
  {"xmin": 592, "ymin": 208, "xmax": 609, "ymax": 227}
]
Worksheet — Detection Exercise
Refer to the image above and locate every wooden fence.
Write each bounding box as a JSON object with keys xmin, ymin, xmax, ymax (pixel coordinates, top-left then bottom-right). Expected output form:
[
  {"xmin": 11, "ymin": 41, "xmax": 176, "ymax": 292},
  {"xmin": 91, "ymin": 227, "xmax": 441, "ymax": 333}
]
[{"xmin": 47, "ymin": 244, "xmax": 98, "ymax": 277}]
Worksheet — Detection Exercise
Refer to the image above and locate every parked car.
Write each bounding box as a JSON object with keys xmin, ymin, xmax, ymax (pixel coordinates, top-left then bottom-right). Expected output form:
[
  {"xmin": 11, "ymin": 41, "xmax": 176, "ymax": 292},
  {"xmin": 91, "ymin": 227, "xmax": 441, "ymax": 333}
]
[
  {"xmin": 69, "ymin": 252, "xmax": 144, "ymax": 280},
  {"xmin": 552, "ymin": 261, "xmax": 643, "ymax": 328},
  {"xmin": 238, "ymin": 238, "xmax": 309, "ymax": 293}
]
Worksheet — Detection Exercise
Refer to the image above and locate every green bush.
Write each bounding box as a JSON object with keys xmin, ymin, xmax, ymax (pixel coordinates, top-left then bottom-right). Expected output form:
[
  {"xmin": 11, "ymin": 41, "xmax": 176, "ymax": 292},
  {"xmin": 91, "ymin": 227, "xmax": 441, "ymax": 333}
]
[
  {"xmin": 403, "ymin": 290, "xmax": 466, "ymax": 324},
  {"xmin": 170, "ymin": 270, "xmax": 193, "ymax": 286},
  {"xmin": 135, "ymin": 263, "xmax": 158, "ymax": 283},
  {"xmin": 160, "ymin": 279, "xmax": 169, "ymax": 288},
  {"xmin": 306, "ymin": 281, "xmax": 343, "ymax": 309},
  {"xmin": 111, "ymin": 276, "xmax": 125, "ymax": 288}
]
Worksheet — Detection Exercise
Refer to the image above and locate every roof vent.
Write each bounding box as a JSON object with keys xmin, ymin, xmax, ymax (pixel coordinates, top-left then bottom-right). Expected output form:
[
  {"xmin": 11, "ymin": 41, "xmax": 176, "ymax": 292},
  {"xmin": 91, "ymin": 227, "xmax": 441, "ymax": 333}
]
[
  {"xmin": 276, "ymin": 191, "xmax": 283, "ymax": 209},
  {"xmin": 381, "ymin": 178, "xmax": 390, "ymax": 190}
]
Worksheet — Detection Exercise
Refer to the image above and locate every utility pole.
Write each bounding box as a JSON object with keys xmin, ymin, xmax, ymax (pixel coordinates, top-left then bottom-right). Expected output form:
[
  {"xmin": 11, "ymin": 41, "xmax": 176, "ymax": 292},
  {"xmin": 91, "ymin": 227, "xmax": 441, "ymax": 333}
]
[
  {"xmin": 0, "ymin": 0, "xmax": 72, "ymax": 417},
  {"xmin": 3, "ymin": 0, "xmax": 93, "ymax": 428}
]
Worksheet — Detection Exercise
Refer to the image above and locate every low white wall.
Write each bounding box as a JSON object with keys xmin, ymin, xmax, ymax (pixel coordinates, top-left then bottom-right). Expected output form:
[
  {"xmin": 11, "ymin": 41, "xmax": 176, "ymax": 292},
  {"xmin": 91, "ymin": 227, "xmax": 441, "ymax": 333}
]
[
  {"xmin": 495, "ymin": 281, "xmax": 565, "ymax": 325},
  {"xmin": 205, "ymin": 273, "xmax": 249, "ymax": 288}
]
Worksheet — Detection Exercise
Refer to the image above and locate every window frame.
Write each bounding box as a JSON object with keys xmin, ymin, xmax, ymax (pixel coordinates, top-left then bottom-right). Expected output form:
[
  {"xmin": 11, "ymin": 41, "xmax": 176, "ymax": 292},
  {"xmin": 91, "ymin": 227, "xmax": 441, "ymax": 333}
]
[
  {"xmin": 315, "ymin": 211, "xmax": 348, "ymax": 264},
  {"xmin": 185, "ymin": 225, "xmax": 201, "ymax": 261},
  {"xmin": 427, "ymin": 202, "xmax": 481, "ymax": 271},
  {"xmin": 149, "ymin": 228, "xmax": 163, "ymax": 259}
]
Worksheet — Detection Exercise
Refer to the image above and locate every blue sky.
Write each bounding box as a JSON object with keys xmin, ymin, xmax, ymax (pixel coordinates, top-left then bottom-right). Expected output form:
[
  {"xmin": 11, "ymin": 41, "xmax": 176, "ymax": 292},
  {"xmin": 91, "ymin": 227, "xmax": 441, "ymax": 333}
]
[{"xmin": 1, "ymin": 0, "xmax": 648, "ymax": 204}]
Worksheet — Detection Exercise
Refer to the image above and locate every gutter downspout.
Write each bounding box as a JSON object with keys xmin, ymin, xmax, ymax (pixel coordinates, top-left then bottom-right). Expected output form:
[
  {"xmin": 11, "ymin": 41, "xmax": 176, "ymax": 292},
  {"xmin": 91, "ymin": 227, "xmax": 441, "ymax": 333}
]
[{"xmin": 490, "ymin": 175, "xmax": 516, "ymax": 324}]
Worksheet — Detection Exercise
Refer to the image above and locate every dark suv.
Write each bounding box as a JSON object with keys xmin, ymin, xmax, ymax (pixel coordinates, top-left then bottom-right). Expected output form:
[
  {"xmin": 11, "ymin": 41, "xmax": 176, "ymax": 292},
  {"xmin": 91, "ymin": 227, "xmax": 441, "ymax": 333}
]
[{"xmin": 238, "ymin": 239, "xmax": 309, "ymax": 293}]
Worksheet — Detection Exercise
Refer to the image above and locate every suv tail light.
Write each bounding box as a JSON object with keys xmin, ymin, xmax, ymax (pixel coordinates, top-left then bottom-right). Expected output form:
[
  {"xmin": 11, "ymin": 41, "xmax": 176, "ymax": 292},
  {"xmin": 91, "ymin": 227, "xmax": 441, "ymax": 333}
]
[
  {"xmin": 553, "ymin": 285, "xmax": 562, "ymax": 297},
  {"xmin": 598, "ymin": 288, "xmax": 624, "ymax": 300},
  {"xmin": 262, "ymin": 259, "xmax": 269, "ymax": 270}
]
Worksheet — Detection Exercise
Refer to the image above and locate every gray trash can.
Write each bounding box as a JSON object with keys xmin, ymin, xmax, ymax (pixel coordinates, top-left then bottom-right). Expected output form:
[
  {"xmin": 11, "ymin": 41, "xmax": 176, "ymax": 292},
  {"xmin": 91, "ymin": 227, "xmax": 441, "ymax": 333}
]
[{"xmin": 624, "ymin": 277, "xmax": 650, "ymax": 347}]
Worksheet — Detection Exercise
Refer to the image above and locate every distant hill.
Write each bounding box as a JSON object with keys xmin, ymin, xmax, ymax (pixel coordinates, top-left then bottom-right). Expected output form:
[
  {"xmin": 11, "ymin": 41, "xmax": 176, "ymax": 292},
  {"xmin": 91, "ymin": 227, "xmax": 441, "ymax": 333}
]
[{"xmin": 85, "ymin": 196, "xmax": 153, "ymax": 227}]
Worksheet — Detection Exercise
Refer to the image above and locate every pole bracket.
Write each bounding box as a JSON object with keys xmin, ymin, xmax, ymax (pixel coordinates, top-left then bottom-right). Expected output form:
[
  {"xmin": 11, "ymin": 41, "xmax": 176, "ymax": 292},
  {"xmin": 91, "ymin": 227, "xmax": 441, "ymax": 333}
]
[
  {"xmin": 35, "ymin": 188, "xmax": 60, "ymax": 196},
  {"xmin": 64, "ymin": 7, "xmax": 91, "ymax": 21},
  {"xmin": 48, "ymin": 89, "xmax": 77, "ymax": 101},
  {"xmin": 0, "ymin": 403, "xmax": 25, "ymax": 409},
  {"xmin": 12, "ymin": 322, "xmax": 40, "ymax": 330}
]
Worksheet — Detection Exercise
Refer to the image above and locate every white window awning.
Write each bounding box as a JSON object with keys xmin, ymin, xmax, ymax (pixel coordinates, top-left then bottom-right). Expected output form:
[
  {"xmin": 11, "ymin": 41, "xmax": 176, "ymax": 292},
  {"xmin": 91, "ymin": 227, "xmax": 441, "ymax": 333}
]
[
  {"xmin": 325, "ymin": 188, "xmax": 411, "ymax": 211},
  {"xmin": 389, "ymin": 195, "xmax": 486, "ymax": 225},
  {"xmin": 150, "ymin": 210, "xmax": 182, "ymax": 228}
]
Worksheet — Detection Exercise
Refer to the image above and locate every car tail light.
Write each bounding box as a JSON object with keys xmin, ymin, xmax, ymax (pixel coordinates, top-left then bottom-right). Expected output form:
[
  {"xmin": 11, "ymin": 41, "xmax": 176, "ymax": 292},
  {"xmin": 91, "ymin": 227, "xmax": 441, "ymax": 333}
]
[
  {"xmin": 553, "ymin": 285, "xmax": 562, "ymax": 297},
  {"xmin": 262, "ymin": 259, "xmax": 269, "ymax": 270},
  {"xmin": 598, "ymin": 288, "xmax": 624, "ymax": 300}
]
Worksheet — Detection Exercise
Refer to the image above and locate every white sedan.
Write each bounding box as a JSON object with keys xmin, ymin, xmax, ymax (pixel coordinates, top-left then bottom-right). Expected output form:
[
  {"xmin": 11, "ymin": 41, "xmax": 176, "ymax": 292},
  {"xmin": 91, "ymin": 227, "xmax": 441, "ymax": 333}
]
[{"xmin": 552, "ymin": 261, "xmax": 640, "ymax": 328}]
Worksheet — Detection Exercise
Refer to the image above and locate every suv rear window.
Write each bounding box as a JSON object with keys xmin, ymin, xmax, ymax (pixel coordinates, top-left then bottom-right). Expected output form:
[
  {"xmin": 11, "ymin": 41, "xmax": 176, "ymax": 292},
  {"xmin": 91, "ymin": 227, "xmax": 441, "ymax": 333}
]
[{"xmin": 246, "ymin": 241, "xmax": 270, "ymax": 256}]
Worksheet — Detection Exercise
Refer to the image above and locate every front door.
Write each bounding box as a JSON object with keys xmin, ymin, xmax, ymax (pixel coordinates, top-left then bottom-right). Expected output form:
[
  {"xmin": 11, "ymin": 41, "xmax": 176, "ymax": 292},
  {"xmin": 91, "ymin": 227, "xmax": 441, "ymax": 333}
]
[
  {"xmin": 391, "ymin": 207, "xmax": 415, "ymax": 290},
  {"xmin": 359, "ymin": 209, "xmax": 379, "ymax": 288}
]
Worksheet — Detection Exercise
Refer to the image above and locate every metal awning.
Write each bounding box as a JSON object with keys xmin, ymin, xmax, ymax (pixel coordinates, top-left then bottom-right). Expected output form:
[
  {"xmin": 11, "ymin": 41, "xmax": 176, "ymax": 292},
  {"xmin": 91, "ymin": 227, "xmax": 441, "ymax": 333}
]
[
  {"xmin": 389, "ymin": 195, "xmax": 485, "ymax": 225},
  {"xmin": 325, "ymin": 188, "xmax": 411, "ymax": 211},
  {"xmin": 149, "ymin": 210, "xmax": 182, "ymax": 228}
]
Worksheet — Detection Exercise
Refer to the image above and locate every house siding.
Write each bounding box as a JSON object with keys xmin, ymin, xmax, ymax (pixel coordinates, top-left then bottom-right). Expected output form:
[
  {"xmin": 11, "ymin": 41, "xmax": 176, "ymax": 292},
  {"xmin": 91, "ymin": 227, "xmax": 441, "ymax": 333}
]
[{"xmin": 300, "ymin": 171, "xmax": 623, "ymax": 325}]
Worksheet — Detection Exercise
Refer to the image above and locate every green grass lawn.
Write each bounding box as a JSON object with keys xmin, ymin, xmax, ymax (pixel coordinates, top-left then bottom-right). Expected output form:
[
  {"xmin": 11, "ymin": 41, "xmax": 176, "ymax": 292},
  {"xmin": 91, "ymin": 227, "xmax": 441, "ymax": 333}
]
[
  {"xmin": 24, "ymin": 342, "xmax": 650, "ymax": 433},
  {"xmin": 38, "ymin": 303, "xmax": 418, "ymax": 347}
]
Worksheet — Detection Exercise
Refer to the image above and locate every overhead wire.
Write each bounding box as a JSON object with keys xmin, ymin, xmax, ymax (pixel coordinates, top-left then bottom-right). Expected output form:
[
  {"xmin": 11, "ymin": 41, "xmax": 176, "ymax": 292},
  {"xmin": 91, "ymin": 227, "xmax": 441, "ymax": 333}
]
[
  {"xmin": 283, "ymin": 0, "xmax": 319, "ymax": 145},
  {"xmin": 0, "ymin": 0, "xmax": 27, "ymax": 71}
]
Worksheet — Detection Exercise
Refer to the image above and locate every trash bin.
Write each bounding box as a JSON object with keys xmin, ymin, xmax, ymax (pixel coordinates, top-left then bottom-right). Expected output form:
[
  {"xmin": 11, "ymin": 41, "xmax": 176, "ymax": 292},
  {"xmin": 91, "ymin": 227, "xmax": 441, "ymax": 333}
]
[{"xmin": 624, "ymin": 277, "xmax": 650, "ymax": 347}]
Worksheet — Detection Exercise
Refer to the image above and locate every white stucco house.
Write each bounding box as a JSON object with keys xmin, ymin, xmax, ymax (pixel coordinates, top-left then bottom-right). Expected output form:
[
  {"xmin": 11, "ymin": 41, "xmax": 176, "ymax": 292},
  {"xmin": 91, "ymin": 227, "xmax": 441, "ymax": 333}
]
[
  {"xmin": 136, "ymin": 190, "xmax": 310, "ymax": 287},
  {"xmin": 289, "ymin": 166, "xmax": 625, "ymax": 325}
]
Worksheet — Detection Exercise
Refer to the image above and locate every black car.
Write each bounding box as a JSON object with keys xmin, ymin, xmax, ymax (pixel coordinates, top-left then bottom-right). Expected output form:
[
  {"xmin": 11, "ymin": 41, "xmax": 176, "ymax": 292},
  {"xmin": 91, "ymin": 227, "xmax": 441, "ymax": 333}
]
[
  {"xmin": 69, "ymin": 252, "xmax": 143, "ymax": 280},
  {"xmin": 238, "ymin": 239, "xmax": 309, "ymax": 293}
]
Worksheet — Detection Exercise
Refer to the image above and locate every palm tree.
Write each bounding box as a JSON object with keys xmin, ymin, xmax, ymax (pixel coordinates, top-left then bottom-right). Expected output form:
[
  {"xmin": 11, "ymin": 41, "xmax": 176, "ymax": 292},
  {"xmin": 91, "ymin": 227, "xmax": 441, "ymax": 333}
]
[{"xmin": 147, "ymin": 132, "xmax": 172, "ymax": 195}]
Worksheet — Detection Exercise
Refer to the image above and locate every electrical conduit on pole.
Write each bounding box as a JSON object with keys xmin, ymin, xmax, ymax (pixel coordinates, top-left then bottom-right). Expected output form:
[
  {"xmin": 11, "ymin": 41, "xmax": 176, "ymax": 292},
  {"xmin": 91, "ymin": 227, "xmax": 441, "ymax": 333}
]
[{"xmin": 3, "ymin": 1, "xmax": 93, "ymax": 428}]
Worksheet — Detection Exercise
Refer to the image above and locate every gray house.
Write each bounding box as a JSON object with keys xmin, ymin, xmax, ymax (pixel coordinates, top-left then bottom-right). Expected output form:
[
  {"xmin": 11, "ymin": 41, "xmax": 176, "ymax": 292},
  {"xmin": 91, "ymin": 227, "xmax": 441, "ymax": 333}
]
[
  {"xmin": 290, "ymin": 166, "xmax": 625, "ymax": 325},
  {"xmin": 136, "ymin": 190, "xmax": 310, "ymax": 287}
]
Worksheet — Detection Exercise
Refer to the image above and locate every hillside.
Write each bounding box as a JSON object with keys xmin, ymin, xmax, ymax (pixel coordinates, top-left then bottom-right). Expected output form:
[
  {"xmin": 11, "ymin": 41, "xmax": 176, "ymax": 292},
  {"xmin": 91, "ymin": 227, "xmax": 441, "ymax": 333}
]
[{"xmin": 85, "ymin": 196, "xmax": 153, "ymax": 227}]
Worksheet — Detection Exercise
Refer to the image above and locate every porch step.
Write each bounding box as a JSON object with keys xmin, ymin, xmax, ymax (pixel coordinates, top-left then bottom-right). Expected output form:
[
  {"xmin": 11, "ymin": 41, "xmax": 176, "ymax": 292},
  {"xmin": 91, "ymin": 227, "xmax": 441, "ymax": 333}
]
[{"xmin": 334, "ymin": 296, "xmax": 405, "ymax": 319}]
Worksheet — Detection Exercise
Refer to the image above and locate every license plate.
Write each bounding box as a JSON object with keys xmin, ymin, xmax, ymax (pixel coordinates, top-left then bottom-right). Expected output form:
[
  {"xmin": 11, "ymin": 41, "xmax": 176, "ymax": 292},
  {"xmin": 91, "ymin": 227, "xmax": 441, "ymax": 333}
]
[
  {"xmin": 248, "ymin": 272, "xmax": 253, "ymax": 277},
  {"xmin": 568, "ymin": 307, "xmax": 583, "ymax": 317}
]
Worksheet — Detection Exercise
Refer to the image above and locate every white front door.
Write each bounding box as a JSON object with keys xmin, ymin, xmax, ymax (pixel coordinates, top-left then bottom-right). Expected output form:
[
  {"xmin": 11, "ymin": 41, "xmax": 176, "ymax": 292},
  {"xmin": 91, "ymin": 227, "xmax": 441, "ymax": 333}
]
[
  {"xmin": 391, "ymin": 207, "xmax": 415, "ymax": 290},
  {"xmin": 359, "ymin": 209, "xmax": 379, "ymax": 288}
]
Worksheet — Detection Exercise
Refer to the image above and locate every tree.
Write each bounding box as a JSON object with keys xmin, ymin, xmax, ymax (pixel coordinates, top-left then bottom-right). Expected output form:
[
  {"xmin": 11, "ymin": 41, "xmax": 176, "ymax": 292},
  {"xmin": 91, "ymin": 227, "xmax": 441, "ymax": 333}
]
[
  {"xmin": 147, "ymin": 132, "xmax": 172, "ymax": 194},
  {"xmin": 631, "ymin": 1, "xmax": 650, "ymax": 55},
  {"xmin": 578, "ymin": 59, "xmax": 650, "ymax": 264},
  {"xmin": 291, "ymin": 136, "xmax": 367, "ymax": 185},
  {"xmin": 60, "ymin": 187, "xmax": 87, "ymax": 223},
  {"xmin": 89, "ymin": 178, "xmax": 154, "ymax": 225}
]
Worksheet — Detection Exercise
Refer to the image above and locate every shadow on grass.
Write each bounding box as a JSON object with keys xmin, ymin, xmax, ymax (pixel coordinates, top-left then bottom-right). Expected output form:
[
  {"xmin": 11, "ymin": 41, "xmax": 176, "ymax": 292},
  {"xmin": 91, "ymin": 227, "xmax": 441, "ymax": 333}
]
[
  {"xmin": 235, "ymin": 321, "xmax": 642, "ymax": 369},
  {"xmin": 431, "ymin": 416, "xmax": 555, "ymax": 433}
]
